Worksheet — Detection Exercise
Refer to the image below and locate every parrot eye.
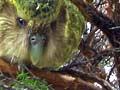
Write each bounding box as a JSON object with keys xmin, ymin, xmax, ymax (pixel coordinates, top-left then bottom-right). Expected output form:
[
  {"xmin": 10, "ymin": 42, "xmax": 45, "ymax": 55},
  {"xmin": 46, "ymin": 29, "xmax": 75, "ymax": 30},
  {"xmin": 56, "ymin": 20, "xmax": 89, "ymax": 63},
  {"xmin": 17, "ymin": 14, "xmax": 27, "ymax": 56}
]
[{"xmin": 17, "ymin": 17, "xmax": 27, "ymax": 28}]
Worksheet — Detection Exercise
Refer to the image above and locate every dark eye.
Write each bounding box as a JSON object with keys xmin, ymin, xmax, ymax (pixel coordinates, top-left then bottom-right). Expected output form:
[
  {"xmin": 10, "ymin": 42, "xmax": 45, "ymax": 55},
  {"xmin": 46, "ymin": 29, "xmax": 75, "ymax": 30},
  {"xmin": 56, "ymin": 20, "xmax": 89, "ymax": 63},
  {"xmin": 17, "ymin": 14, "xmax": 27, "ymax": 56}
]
[{"xmin": 17, "ymin": 17, "xmax": 27, "ymax": 28}]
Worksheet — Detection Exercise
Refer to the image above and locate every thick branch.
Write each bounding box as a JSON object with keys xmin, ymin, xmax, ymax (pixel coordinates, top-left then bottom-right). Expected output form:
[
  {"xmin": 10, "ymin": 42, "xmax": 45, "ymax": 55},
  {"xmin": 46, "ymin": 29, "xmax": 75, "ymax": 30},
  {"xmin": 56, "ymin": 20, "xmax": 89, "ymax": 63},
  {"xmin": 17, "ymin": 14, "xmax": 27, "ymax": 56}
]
[{"xmin": 0, "ymin": 59, "xmax": 102, "ymax": 90}]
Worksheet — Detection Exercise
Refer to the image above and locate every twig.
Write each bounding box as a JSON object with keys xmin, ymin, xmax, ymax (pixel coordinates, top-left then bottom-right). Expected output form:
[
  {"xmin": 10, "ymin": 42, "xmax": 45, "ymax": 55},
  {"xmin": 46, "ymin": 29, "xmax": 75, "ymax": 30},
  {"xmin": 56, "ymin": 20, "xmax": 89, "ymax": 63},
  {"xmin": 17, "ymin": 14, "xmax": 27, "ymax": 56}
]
[{"xmin": 106, "ymin": 63, "xmax": 116, "ymax": 82}]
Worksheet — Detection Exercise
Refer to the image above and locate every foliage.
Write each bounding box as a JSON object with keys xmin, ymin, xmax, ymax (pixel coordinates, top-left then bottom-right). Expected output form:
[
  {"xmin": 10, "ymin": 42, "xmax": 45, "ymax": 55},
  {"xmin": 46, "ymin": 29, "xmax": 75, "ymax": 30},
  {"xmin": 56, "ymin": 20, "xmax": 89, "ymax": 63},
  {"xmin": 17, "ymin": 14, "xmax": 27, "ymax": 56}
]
[{"xmin": 11, "ymin": 71, "xmax": 52, "ymax": 90}]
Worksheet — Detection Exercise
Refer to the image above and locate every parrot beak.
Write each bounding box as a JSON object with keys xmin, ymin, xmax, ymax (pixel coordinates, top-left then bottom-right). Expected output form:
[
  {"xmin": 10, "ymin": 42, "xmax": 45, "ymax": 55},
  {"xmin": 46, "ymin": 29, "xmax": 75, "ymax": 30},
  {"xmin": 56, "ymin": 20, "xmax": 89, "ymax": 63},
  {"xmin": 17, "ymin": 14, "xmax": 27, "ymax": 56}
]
[{"xmin": 28, "ymin": 29, "xmax": 46, "ymax": 65}]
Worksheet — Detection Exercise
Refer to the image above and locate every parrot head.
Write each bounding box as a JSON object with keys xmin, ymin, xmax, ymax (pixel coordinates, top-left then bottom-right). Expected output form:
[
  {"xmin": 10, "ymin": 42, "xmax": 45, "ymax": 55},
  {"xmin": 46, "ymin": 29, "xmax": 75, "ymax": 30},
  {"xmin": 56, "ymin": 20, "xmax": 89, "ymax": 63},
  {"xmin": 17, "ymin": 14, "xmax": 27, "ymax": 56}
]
[{"xmin": 0, "ymin": 0, "xmax": 84, "ymax": 68}]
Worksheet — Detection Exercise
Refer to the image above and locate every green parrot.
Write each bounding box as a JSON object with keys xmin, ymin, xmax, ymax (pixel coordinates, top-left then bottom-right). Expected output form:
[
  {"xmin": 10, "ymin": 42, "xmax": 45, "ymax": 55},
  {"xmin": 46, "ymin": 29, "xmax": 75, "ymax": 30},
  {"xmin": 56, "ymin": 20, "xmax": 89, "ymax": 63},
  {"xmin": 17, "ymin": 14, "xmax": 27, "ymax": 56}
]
[{"xmin": 0, "ymin": 0, "xmax": 85, "ymax": 68}]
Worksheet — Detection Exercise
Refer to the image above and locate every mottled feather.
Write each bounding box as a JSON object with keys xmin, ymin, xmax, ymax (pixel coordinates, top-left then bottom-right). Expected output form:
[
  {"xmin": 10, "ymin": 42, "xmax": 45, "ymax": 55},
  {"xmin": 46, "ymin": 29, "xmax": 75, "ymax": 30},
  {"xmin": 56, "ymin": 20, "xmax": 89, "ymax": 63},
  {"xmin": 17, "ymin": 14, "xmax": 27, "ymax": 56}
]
[{"xmin": 0, "ymin": 0, "xmax": 85, "ymax": 68}]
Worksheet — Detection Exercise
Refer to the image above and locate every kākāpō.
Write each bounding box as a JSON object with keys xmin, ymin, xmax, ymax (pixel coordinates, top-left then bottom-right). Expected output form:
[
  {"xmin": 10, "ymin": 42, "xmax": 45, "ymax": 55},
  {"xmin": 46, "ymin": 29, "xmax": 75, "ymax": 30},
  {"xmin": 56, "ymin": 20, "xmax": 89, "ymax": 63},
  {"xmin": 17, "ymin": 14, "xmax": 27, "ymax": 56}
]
[{"xmin": 0, "ymin": 0, "xmax": 85, "ymax": 68}]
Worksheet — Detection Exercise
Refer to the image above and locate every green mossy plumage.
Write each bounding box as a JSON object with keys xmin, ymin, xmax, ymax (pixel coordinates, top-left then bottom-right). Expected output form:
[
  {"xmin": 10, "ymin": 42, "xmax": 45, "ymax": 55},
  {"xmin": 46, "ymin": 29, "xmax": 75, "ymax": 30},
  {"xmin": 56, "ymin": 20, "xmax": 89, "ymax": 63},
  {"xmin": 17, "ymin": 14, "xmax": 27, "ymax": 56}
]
[
  {"xmin": 0, "ymin": 0, "xmax": 85, "ymax": 68},
  {"xmin": 11, "ymin": 0, "xmax": 63, "ymax": 24},
  {"xmin": 0, "ymin": 0, "xmax": 5, "ymax": 10}
]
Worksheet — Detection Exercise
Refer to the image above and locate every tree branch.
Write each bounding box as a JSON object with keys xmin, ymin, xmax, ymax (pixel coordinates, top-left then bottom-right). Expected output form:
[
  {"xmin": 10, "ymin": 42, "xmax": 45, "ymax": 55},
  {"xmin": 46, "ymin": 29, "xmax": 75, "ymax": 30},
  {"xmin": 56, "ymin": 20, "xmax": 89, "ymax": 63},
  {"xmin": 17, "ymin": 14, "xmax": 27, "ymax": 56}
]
[
  {"xmin": 0, "ymin": 59, "xmax": 103, "ymax": 90},
  {"xmin": 70, "ymin": 0, "xmax": 120, "ymax": 47}
]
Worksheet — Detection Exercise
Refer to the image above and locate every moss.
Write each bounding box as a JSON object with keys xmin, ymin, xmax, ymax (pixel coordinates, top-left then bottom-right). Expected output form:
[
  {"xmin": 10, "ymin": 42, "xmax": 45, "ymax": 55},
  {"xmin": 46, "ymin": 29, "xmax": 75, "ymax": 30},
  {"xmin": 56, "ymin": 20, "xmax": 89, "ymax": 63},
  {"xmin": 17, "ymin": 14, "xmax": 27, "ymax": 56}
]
[{"xmin": 11, "ymin": 71, "xmax": 53, "ymax": 90}]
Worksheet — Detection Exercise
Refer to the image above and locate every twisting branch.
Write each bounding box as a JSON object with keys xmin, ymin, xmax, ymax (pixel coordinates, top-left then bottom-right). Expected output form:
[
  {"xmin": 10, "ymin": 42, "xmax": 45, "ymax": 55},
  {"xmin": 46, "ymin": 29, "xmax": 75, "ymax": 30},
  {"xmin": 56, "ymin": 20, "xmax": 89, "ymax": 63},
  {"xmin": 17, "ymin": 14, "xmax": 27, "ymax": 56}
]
[
  {"xmin": 70, "ymin": 0, "xmax": 120, "ymax": 47},
  {"xmin": 59, "ymin": 68, "xmax": 113, "ymax": 90}
]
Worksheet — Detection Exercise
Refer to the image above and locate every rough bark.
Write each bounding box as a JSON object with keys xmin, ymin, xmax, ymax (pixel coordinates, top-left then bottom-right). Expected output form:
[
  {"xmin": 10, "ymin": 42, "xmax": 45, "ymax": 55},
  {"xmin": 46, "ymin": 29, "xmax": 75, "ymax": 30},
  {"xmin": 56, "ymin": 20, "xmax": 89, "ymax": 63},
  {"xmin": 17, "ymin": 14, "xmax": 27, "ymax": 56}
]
[
  {"xmin": 112, "ymin": 0, "xmax": 120, "ymax": 88},
  {"xmin": 0, "ymin": 59, "xmax": 103, "ymax": 90},
  {"xmin": 70, "ymin": 0, "xmax": 120, "ymax": 88}
]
